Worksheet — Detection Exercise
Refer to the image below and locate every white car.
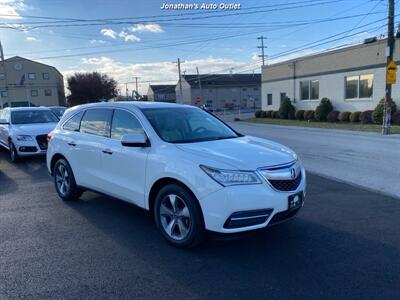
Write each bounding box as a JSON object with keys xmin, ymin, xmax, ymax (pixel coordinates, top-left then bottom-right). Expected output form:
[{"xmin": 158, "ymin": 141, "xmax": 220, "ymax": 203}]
[
  {"xmin": 0, "ymin": 107, "xmax": 59, "ymax": 162},
  {"xmin": 46, "ymin": 102, "xmax": 306, "ymax": 247}
]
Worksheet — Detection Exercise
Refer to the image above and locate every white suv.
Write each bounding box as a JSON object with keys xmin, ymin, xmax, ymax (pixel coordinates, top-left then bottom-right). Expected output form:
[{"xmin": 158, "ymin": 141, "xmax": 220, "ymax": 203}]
[
  {"xmin": 47, "ymin": 102, "xmax": 306, "ymax": 247},
  {"xmin": 0, "ymin": 107, "xmax": 59, "ymax": 162}
]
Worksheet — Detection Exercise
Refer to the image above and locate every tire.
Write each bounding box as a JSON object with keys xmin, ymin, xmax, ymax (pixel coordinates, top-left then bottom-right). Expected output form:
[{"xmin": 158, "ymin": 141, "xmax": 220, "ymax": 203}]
[
  {"xmin": 154, "ymin": 184, "xmax": 205, "ymax": 248},
  {"xmin": 9, "ymin": 141, "xmax": 19, "ymax": 163},
  {"xmin": 53, "ymin": 158, "xmax": 82, "ymax": 201}
]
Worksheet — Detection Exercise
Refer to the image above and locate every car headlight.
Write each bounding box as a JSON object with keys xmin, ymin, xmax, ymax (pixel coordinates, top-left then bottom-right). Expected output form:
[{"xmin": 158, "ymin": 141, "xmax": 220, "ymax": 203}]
[
  {"xmin": 16, "ymin": 135, "xmax": 33, "ymax": 141},
  {"xmin": 200, "ymin": 165, "xmax": 262, "ymax": 186}
]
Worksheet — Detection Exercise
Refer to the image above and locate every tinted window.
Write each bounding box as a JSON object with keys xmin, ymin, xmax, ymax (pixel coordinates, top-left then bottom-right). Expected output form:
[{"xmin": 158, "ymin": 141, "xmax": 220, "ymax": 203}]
[
  {"xmin": 80, "ymin": 109, "xmax": 112, "ymax": 137},
  {"xmin": 111, "ymin": 109, "xmax": 143, "ymax": 140},
  {"xmin": 142, "ymin": 107, "xmax": 238, "ymax": 143},
  {"xmin": 11, "ymin": 110, "xmax": 59, "ymax": 124},
  {"xmin": 63, "ymin": 111, "xmax": 83, "ymax": 131}
]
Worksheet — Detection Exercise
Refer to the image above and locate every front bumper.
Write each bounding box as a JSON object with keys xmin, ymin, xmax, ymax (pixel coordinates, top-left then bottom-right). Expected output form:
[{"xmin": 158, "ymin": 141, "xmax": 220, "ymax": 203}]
[
  {"xmin": 199, "ymin": 169, "xmax": 306, "ymax": 233},
  {"xmin": 14, "ymin": 139, "xmax": 47, "ymax": 156}
]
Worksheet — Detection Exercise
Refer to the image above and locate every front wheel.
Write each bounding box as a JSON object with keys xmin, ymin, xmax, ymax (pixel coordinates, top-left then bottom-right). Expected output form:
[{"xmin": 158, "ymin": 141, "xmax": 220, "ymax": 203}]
[
  {"xmin": 9, "ymin": 141, "xmax": 19, "ymax": 163},
  {"xmin": 53, "ymin": 159, "xmax": 82, "ymax": 201},
  {"xmin": 154, "ymin": 184, "xmax": 205, "ymax": 248}
]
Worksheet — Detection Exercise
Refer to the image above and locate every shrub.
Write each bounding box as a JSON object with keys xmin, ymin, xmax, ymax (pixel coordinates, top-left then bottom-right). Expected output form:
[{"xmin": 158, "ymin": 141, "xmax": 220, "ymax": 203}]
[
  {"xmin": 359, "ymin": 110, "xmax": 373, "ymax": 124},
  {"xmin": 288, "ymin": 111, "xmax": 295, "ymax": 120},
  {"xmin": 265, "ymin": 110, "xmax": 272, "ymax": 118},
  {"xmin": 295, "ymin": 110, "xmax": 305, "ymax": 120},
  {"xmin": 315, "ymin": 98, "xmax": 333, "ymax": 121},
  {"xmin": 327, "ymin": 110, "xmax": 339, "ymax": 122},
  {"xmin": 372, "ymin": 98, "xmax": 397, "ymax": 124},
  {"xmin": 272, "ymin": 111, "xmax": 280, "ymax": 118},
  {"xmin": 349, "ymin": 111, "xmax": 361, "ymax": 123},
  {"xmin": 278, "ymin": 97, "xmax": 295, "ymax": 119},
  {"xmin": 392, "ymin": 111, "xmax": 400, "ymax": 125},
  {"xmin": 255, "ymin": 110, "xmax": 262, "ymax": 118},
  {"xmin": 260, "ymin": 110, "xmax": 267, "ymax": 118},
  {"xmin": 338, "ymin": 111, "xmax": 351, "ymax": 122},
  {"xmin": 304, "ymin": 110, "xmax": 315, "ymax": 121}
]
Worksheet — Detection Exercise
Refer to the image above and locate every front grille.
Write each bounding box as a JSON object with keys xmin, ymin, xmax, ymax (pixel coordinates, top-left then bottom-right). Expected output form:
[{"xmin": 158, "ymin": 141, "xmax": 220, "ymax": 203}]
[
  {"xmin": 19, "ymin": 146, "xmax": 38, "ymax": 152},
  {"xmin": 36, "ymin": 134, "xmax": 48, "ymax": 150},
  {"xmin": 268, "ymin": 172, "xmax": 302, "ymax": 192}
]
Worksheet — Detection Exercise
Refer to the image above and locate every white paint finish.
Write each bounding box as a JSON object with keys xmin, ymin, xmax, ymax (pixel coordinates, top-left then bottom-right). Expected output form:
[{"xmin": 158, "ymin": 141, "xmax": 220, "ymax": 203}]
[{"xmin": 231, "ymin": 122, "xmax": 400, "ymax": 199}]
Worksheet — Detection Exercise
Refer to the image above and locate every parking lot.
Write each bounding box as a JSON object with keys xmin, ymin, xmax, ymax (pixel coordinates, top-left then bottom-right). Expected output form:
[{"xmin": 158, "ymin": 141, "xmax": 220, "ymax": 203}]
[{"xmin": 1, "ymin": 148, "xmax": 400, "ymax": 299}]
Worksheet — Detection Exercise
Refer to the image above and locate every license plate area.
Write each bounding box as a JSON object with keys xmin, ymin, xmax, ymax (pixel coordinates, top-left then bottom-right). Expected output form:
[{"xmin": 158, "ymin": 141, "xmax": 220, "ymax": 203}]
[{"xmin": 288, "ymin": 192, "xmax": 303, "ymax": 210}]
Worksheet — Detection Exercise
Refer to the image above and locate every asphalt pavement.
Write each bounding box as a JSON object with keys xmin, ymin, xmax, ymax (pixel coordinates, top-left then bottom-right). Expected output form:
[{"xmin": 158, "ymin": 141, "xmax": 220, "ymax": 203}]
[
  {"xmin": 1, "ymin": 149, "xmax": 399, "ymax": 299},
  {"xmin": 228, "ymin": 121, "xmax": 400, "ymax": 199}
]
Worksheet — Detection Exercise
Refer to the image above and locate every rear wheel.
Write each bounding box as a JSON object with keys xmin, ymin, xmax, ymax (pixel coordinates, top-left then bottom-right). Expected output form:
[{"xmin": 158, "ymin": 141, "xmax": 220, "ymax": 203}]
[
  {"xmin": 154, "ymin": 184, "xmax": 205, "ymax": 248},
  {"xmin": 9, "ymin": 141, "xmax": 18, "ymax": 163},
  {"xmin": 53, "ymin": 159, "xmax": 82, "ymax": 201}
]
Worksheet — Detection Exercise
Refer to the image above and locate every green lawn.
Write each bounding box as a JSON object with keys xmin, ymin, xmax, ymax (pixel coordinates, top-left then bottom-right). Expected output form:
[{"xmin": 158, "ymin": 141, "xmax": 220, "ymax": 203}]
[{"xmin": 244, "ymin": 118, "xmax": 400, "ymax": 134}]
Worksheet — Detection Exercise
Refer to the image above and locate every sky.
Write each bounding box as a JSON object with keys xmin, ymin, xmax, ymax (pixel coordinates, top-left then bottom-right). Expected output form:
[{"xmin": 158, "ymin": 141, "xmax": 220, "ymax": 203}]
[{"xmin": 0, "ymin": 0, "xmax": 397, "ymax": 95}]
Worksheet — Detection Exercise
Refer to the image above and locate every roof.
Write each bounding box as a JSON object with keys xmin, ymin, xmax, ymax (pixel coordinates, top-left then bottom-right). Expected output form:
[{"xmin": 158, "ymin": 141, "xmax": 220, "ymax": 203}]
[
  {"xmin": 182, "ymin": 73, "xmax": 261, "ymax": 87},
  {"xmin": 4, "ymin": 56, "xmax": 63, "ymax": 78},
  {"xmin": 149, "ymin": 84, "xmax": 176, "ymax": 94},
  {"xmin": 3, "ymin": 106, "xmax": 53, "ymax": 111},
  {"xmin": 74, "ymin": 101, "xmax": 189, "ymax": 110}
]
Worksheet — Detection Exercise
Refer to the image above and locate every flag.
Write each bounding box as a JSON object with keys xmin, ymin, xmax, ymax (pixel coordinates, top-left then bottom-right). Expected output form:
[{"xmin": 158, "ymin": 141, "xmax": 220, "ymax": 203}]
[{"xmin": 20, "ymin": 74, "xmax": 25, "ymax": 86}]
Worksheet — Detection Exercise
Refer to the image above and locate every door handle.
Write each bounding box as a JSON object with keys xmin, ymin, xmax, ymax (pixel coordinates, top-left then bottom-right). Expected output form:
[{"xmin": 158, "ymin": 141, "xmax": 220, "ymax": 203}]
[
  {"xmin": 68, "ymin": 141, "xmax": 77, "ymax": 146},
  {"xmin": 102, "ymin": 149, "xmax": 113, "ymax": 155}
]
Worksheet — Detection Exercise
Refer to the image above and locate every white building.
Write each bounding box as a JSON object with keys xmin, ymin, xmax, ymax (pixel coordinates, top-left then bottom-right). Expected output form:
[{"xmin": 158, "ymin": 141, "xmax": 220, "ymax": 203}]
[{"xmin": 262, "ymin": 38, "xmax": 400, "ymax": 112}]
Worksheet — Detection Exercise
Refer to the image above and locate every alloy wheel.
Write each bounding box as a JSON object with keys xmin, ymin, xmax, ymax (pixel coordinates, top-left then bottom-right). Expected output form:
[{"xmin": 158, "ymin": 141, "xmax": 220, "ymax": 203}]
[
  {"xmin": 55, "ymin": 164, "xmax": 70, "ymax": 196},
  {"xmin": 159, "ymin": 194, "xmax": 192, "ymax": 241}
]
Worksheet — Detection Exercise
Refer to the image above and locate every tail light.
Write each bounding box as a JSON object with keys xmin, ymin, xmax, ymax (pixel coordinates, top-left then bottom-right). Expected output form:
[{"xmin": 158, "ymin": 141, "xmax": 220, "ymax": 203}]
[{"xmin": 47, "ymin": 133, "xmax": 52, "ymax": 143}]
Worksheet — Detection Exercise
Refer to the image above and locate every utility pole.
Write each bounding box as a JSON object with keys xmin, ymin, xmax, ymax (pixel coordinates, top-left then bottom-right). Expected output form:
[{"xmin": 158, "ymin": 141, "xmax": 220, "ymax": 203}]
[
  {"xmin": 173, "ymin": 58, "xmax": 183, "ymax": 102},
  {"xmin": 125, "ymin": 83, "xmax": 128, "ymax": 100},
  {"xmin": 0, "ymin": 40, "xmax": 6, "ymax": 108},
  {"xmin": 257, "ymin": 36, "xmax": 267, "ymax": 66},
  {"xmin": 196, "ymin": 66, "xmax": 203, "ymax": 105},
  {"xmin": 383, "ymin": 0, "xmax": 395, "ymax": 135},
  {"xmin": 134, "ymin": 76, "xmax": 139, "ymax": 93}
]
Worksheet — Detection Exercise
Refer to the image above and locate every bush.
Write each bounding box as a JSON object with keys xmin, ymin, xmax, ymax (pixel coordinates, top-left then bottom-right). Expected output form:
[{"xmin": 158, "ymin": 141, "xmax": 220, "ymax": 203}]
[
  {"xmin": 265, "ymin": 110, "xmax": 272, "ymax": 118},
  {"xmin": 372, "ymin": 98, "xmax": 397, "ymax": 124},
  {"xmin": 278, "ymin": 97, "xmax": 295, "ymax": 119},
  {"xmin": 338, "ymin": 111, "xmax": 351, "ymax": 122},
  {"xmin": 260, "ymin": 110, "xmax": 267, "ymax": 118},
  {"xmin": 255, "ymin": 110, "xmax": 262, "ymax": 118},
  {"xmin": 295, "ymin": 110, "xmax": 305, "ymax": 120},
  {"xmin": 315, "ymin": 98, "xmax": 333, "ymax": 121},
  {"xmin": 327, "ymin": 110, "xmax": 339, "ymax": 122},
  {"xmin": 272, "ymin": 111, "xmax": 280, "ymax": 118},
  {"xmin": 392, "ymin": 111, "xmax": 400, "ymax": 125},
  {"xmin": 304, "ymin": 110, "xmax": 315, "ymax": 121},
  {"xmin": 288, "ymin": 111, "xmax": 295, "ymax": 120},
  {"xmin": 349, "ymin": 111, "xmax": 361, "ymax": 123},
  {"xmin": 359, "ymin": 110, "xmax": 373, "ymax": 124}
]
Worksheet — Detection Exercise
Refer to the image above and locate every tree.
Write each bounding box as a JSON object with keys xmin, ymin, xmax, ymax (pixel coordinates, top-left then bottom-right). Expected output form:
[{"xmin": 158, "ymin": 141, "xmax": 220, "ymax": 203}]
[
  {"xmin": 67, "ymin": 72, "xmax": 118, "ymax": 106},
  {"xmin": 315, "ymin": 98, "xmax": 333, "ymax": 121},
  {"xmin": 278, "ymin": 97, "xmax": 295, "ymax": 119}
]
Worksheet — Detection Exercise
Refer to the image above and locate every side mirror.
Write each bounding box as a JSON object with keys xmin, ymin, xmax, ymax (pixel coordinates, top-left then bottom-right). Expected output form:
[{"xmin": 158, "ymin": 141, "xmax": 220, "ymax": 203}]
[
  {"xmin": 0, "ymin": 118, "xmax": 9, "ymax": 125},
  {"xmin": 121, "ymin": 133, "xmax": 150, "ymax": 147}
]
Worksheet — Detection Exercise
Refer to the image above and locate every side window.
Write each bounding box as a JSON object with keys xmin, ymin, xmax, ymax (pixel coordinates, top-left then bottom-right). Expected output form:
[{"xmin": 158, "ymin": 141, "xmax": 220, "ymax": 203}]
[
  {"xmin": 80, "ymin": 109, "xmax": 112, "ymax": 137},
  {"xmin": 63, "ymin": 111, "xmax": 84, "ymax": 132},
  {"xmin": 111, "ymin": 109, "xmax": 143, "ymax": 140}
]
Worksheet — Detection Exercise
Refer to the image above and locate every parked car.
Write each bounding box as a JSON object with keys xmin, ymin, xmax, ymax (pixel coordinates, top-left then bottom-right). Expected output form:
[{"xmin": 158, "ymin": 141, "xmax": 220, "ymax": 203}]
[
  {"xmin": 48, "ymin": 106, "xmax": 66, "ymax": 119},
  {"xmin": 46, "ymin": 102, "xmax": 305, "ymax": 247},
  {"xmin": 0, "ymin": 107, "xmax": 59, "ymax": 162}
]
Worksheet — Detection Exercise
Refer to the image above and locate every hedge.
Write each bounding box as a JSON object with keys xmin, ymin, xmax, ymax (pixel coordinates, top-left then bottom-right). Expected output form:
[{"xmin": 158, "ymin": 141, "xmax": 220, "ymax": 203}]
[
  {"xmin": 372, "ymin": 98, "xmax": 397, "ymax": 124},
  {"xmin": 392, "ymin": 111, "xmax": 400, "ymax": 125},
  {"xmin": 295, "ymin": 110, "xmax": 305, "ymax": 120},
  {"xmin": 315, "ymin": 98, "xmax": 333, "ymax": 121},
  {"xmin": 278, "ymin": 97, "xmax": 295, "ymax": 119},
  {"xmin": 304, "ymin": 110, "xmax": 315, "ymax": 121},
  {"xmin": 359, "ymin": 110, "xmax": 373, "ymax": 124},
  {"xmin": 349, "ymin": 111, "xmax": 361, "ymax": 123},
  {"xmin": 327, "ymin": 110, "xmax": 339, "ymax": 122},
  {"xmin": 255, "ymin": 110, "xmax": 262, "ymax": 118},
  {"xmin": 338, "ymin": 111, "xmax": 351, "ymax": 122}
]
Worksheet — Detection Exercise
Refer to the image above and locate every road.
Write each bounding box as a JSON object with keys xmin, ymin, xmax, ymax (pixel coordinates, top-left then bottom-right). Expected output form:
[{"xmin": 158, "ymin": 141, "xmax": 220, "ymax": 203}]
[
  {"xmin": 228, "ymin": 121, "xmax": 400, "ymax": 199},
  {"xmin": 1, "ymin": 150, "xmax": 400, "ymax": 299}
]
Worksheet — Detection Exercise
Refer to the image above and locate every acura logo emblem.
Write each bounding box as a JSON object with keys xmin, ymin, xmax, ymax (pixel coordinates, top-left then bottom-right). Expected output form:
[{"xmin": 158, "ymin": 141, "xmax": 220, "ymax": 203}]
[{"xmin": 290, "ymin": 168, "xmax": 296, "ymax": 179}]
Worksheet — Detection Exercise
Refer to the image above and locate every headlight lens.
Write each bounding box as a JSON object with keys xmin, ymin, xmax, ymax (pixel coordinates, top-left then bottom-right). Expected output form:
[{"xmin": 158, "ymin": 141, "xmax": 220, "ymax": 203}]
[
  {"xmin": 200, "ymin": 165, "xmax": 262, "ymax": 186},
  {"xmin": 16, "ymin": 135, "xmax": 33, "ymax": 141}
]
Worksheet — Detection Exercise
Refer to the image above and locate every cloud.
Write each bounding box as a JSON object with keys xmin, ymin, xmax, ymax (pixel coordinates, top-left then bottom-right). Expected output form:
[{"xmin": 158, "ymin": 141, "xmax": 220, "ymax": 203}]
[
  {"xmin": 89, "ymin": 39, "xmax": 107, "ymax": 45},
  {"xmin": 100, "ymin": 28, "xmax": 140, "ymax": 42},
  {"xmin": 0, "ymin": 0, "xmax": 26, "ymax": 19},
  {"xmin": 67, "ymin": 56, "xmax": 258, "ymax": 94},
  {"xmin": 26, "ymin": 36, "xmax": 37, "ymax": 41},
  {"xmin": 129, "ymin": 23, "xmax": 163, "ymax": 33}
]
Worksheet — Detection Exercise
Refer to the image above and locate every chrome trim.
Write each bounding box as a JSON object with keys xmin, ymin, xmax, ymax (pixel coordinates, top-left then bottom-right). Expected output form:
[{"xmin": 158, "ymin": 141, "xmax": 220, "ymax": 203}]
[
  {"xmin": 258, "ymin": 161, "xmax": 301, "ymax": 181},
  {"xmin": 230, "ymin": 213, "xmax": 271, "ymax": 221}
]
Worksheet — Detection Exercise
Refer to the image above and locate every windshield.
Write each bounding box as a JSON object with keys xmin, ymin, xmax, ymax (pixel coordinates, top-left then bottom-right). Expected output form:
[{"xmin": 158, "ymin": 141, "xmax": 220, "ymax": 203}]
[
  {"xmin": 50, "ymin": 107, "xmax": 66, "ymax": 118},
  {"xmin": 11, "ymin": 110, "xmax": 59, "ymax": 124},
  {"xmin": 142, "ymin": 107, "xmax": 239, "ymax": 143}
]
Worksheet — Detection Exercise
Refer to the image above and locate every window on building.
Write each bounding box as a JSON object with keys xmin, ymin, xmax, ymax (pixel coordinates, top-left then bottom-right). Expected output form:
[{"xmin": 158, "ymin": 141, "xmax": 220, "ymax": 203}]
[
  {"xmin": 280, "ymin": 92, "xmax": 287, "ymax": 103},
  {"xmin": 310, "ymin": 80, "xmax": 319, "ymax": 99},
  {"xmin": 31, "ymin": 90, "xmax": 38, "ymax": 97},
  {"xmin": 42, "ymin": 72, "xmax": 50, "ymax": 80},
  {"xmin": 0, "ymin": 90, "xmax": 7, "ymax": 97},
  {"xmin": 267, "ymin": 94, "xmax": 272, "ymax": 105},
  {"xmin": 300, "ymin": 81, "xmax": 309, "ymax": 100},
  {"xmin": 44, "ymin": 89, "xmax": 52, "ymax": 96},
  {"xmin": 28, "ymin": 73, "xmax": 36, "ymax": 80},
  {"xmin": 345, "ymin": 74, "xmax": 373, "ymax": 99},
  {"xmin": 0, "ymin": 73, "xmax": 5, "ymax": 80}
]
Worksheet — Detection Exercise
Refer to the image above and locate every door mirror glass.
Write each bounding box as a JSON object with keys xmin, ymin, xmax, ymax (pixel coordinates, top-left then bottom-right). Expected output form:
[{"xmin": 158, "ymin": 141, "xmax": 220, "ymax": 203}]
[
  {"xmin": 0, "ymin": 118, "xmax": 9, "ymax": 125},
  {"xmin": 121, "ymin": 133, "xmax": 149, "ymax": 147}
]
